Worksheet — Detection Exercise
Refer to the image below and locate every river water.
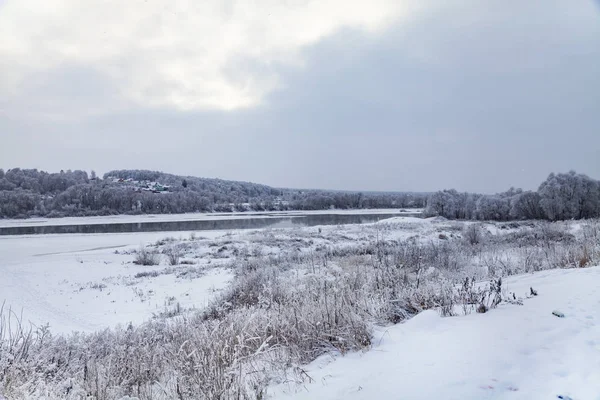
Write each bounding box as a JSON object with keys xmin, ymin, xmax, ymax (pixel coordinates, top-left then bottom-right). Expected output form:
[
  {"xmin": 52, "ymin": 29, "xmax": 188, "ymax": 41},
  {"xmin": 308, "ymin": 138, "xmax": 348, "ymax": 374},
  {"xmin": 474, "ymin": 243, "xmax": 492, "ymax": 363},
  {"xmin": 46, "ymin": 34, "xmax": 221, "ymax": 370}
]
[{"xmin": 0, "ymin": 212, "xmax": 422, "ymax": 236}]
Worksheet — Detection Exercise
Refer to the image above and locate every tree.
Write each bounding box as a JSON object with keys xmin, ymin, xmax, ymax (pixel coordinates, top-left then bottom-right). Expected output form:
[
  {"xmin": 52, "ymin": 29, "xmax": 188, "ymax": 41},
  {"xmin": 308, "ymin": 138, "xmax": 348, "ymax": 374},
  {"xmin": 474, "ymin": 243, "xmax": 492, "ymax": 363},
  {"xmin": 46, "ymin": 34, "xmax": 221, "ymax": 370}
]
[
  {"xmin": 424, "ymin": 190, "xmax": 477, "ymax": 219},
  {"xmin": 539, "ymin": 171, "xmax": 600, "ymax": 220},
  {"xmin": 475, "ymin": 195, "xmax": 510, "ymax": 221},
  {"xmin": 510, "ymin": 191, "xmax": 544, "ymax": 220},
  {"xmin": 0, "ymin": 178, "xmax": 16, "ymax": 191},
  {"xmin": 1, "ymin": 166, "xmax": 594, "ymax": 221},
  {"xmin": 424, "ymin": 190, "xmax": 451, "ymax": 217}
]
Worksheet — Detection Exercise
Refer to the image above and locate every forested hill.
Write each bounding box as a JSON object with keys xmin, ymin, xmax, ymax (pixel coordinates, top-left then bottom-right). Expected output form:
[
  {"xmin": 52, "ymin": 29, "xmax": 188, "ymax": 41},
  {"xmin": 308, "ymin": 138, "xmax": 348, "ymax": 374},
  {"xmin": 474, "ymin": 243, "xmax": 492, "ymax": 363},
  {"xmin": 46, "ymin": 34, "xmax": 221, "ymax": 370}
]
[
  {"xmin": 104, "ymin": 169, "xmax": 281, "ymax": 200},
  {"xmin": 0, "ymin": 168, "xmax": 427, "ymax": 218}
]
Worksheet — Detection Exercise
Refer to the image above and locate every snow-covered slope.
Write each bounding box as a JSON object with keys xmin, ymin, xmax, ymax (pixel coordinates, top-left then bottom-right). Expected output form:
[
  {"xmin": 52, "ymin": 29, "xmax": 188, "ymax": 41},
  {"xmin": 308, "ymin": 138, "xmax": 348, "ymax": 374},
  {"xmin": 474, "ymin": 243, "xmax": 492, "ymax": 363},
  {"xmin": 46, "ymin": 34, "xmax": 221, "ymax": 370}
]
[{"xmin": 270, "ymin": 266, "xmax": 600, "ymax": 400}]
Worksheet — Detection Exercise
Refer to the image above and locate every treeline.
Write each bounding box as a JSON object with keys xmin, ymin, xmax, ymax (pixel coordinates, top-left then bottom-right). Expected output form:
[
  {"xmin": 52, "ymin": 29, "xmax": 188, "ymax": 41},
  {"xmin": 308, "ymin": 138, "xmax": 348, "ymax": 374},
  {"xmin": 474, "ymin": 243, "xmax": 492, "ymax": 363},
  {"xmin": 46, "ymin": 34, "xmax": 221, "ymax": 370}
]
[
  {"xmin": 278, "ymin": 190, "xmax": 425, "ymax": 211},
  {"xmin": 425, "ymin": 171, "xmax": 600, "ymax": 221},
  {"xmin": 0, "ymin": 168, "xmax": 426, "ymax": 218}
]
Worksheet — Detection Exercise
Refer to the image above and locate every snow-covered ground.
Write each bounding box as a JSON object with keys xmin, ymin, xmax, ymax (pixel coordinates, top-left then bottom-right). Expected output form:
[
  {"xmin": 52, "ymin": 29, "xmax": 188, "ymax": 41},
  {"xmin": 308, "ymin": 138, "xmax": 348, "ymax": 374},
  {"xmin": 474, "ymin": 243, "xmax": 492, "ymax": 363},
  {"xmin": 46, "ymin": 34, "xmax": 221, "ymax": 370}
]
[
  {"xmin": 270, "ymin": 266, "xmax": 600, "ymax": 400},
  {"xmin": 0, "ymin": 230, "xmax": 232, "ymax": 334},
  {"xmin": 0, "ymin": 216, "xmax": 428, "ymax": 334},
  {"xmin": 0, "ymin": 208, "xmax": 422, "ymax": 228},
  {"xmin": 0, "ymin": 216, "xmax": 590, "ymax": 337},
  {"xmin": 1, "ymin": 216, "xmax": 599, "ymax": 399}
]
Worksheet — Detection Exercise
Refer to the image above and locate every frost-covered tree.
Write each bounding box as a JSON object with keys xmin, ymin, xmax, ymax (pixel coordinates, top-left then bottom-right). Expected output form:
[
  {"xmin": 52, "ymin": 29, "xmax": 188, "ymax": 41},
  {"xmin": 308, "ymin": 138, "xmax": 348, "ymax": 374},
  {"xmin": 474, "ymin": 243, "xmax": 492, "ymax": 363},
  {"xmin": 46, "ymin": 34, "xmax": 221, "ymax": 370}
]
[
  {"xmin": 0, "ymin": 168, "xmax": 427, "ymax": 218},
  {"xmin": 475, "ymin": 195, "xmax": 511, "ymax": 221},
  {"xmin": 2, "ymin": 167, "xmax": 596, "ymax": 220},
  {"xmin": 510, "ymin": 191, "xmax": 545, "ymax": 220},
  {"xmin": 0, "ymin": 178, "xmax": 16, "ymax": 191},
  {"xmin": 539, "ymin": 171, "xmax": 600, "ymax": 220},
  {"xmin": 425, "ymin": 172, "xmax": 599, "ymax": 222},
  {"xmin": 425, "ymin": 190, "xmax": 478, "ymax": 219},
  {"xmin": 573, "ymin": 173, "xmax": 600, "ymax": 219},
  {"xmin": 424, "ymin": 190, "xmax": 455, "ymax": 217}
]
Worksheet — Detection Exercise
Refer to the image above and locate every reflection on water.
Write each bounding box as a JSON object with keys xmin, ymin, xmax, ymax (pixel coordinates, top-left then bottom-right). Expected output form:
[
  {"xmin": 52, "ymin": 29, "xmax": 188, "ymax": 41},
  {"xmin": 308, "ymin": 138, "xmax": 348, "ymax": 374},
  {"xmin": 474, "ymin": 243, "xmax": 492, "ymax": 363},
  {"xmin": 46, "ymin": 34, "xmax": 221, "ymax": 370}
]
[{"xmin": 0, "ymin": 213, "xmax": 422, "ymax": 236}]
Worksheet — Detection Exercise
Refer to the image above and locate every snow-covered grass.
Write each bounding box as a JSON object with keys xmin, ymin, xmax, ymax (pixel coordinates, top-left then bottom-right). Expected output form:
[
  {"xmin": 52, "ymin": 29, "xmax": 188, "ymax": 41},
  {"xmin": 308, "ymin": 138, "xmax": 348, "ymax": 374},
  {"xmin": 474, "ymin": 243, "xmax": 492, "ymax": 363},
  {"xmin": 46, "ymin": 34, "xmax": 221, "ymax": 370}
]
[
  {"xmin": 0, "ymin": 217, "xmax": 599, "ymax": 399},
  {"xmin": 270, "ymin": 266, "xmax": 600, "ymax": 400}
]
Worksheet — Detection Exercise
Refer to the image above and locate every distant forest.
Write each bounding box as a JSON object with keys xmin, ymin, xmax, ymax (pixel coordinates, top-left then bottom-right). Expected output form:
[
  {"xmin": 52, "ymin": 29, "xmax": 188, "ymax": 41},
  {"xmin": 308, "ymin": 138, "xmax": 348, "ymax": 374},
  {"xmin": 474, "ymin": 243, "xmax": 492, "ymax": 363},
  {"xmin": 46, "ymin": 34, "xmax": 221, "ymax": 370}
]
[
  {"xmin": 0, "ymin": 168, "xmax": 427, "ymax": 218},
  {"xmin": 425, "ymin": 171, "xmax": 600, "ymax": 221},
  {"xmin": 2, "ymin": 168, "xmax": 597, "ymax": 221}
]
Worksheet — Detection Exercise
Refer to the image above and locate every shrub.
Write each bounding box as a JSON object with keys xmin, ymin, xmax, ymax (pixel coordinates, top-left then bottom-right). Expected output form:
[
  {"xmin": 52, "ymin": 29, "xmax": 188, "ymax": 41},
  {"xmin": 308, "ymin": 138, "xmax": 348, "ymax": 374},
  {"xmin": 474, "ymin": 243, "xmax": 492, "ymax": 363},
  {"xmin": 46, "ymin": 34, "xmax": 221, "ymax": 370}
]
[
  {"xmin": 463, "ymin": 224, "xmax": 483, "ymax": 245},
  {"xmin": 163, "ymin": 246, "xmax": 182, "ymax": 266},
  {"xmin": 133, "ymin": 247, "xmax": 160, "ymax": 266},
  {"xmin": 134, "ymin": 270, "xmax": 160, "ymax": 279}
]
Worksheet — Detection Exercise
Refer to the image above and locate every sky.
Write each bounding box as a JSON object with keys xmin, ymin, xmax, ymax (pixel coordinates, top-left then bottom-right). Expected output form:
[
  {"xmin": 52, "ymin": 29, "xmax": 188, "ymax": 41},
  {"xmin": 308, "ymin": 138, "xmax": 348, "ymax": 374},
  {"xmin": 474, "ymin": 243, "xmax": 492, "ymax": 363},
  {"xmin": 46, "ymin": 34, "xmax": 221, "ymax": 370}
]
[{"xmin": 1, "ymin": 0, "xmax": 599, "ymax": 193}]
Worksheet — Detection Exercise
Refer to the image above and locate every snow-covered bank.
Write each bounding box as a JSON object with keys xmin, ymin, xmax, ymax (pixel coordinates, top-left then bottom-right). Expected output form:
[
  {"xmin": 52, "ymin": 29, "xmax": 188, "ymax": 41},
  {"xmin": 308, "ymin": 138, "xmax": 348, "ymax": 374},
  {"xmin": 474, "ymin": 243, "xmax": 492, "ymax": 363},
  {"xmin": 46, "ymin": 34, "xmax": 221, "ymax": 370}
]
[
  {"xmin": 0, "ymin": 208, "xmax": 422, "ymax": 228},
  {"xmin": 270, "ymin": 266, "xmax": 600, "ymax": 400},
  {"xmin": 0, "ymin": 230, "xmax": 232, "ymax": 334}
]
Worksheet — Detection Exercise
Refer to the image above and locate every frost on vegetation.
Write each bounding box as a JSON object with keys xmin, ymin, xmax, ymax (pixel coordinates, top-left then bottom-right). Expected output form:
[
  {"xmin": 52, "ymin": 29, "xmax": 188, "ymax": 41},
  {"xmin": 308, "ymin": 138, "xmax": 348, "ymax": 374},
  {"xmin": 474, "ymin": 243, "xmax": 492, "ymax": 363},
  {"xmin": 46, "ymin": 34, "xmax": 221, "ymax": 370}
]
[
  {"xmin": 133, "ymin": 247, "xmax": 160, "ymax": 266},
  {"xmin": 463, "ymin": 223, "xmax": 485, "ymax": 245},
  {"xmin": 163, "ymin": 245, "xmax": 183, "ymax": 266},
  {"xmin": 424, "ymin": 171, "xmax": 600, "ymax": 222},
  {"xmin": 0, "ymin": 168, "xmax": 427, "ymax": 219},
  {"xmin": 1, "ymin": 219, "xmax": 599, "ymax": 399},
  {"xmin": 133, "ymin": 265, "xmax": 205, "ymax": 280}
]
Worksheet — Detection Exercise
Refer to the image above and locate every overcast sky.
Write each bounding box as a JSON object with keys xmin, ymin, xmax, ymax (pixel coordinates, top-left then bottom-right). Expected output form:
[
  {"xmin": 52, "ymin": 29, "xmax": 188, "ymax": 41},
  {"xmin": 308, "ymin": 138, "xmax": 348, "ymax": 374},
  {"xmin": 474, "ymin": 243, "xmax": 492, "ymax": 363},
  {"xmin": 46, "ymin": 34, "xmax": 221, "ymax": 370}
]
[{"xmin": 1, "ymin": 0, "xmax": 599, "ymax": 193}]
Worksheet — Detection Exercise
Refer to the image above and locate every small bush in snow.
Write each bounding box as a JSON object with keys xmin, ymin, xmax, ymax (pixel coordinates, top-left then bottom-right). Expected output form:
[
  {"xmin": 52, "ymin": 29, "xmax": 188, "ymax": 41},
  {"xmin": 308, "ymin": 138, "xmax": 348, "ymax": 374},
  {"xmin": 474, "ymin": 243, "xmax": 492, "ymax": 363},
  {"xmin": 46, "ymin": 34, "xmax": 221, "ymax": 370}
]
[
  {"xmin": 134, "ymin": 270, "xmax": 160, "ymax": 279},
  {"xmin": 463, "ymin": 224, "xmax": 484, "ymax": 245},
  {"xmin": 163, "ymin": 246, "xmax": 182, "ymax": 266},
  {"xmin": 133, "ymin": 247, "xmax": 160, "ymax": 266}
]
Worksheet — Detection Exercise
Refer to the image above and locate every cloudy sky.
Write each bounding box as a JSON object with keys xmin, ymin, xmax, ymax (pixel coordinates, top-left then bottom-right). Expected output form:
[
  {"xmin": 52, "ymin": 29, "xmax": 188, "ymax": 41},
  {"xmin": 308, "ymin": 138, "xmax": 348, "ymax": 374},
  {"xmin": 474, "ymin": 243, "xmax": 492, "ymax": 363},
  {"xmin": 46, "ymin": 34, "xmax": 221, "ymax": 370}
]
[{"xmin": 1, "ymin": 0, "xmax": 599, "ymax": 193}]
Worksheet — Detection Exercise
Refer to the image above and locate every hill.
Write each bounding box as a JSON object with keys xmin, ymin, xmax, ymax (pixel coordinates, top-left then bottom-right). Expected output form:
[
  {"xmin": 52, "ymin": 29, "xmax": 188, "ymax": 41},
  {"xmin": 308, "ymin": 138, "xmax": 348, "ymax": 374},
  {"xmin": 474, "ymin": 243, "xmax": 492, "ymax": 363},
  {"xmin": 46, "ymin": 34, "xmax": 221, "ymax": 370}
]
[{"xmin": 0, "ymin": 168, "xmax": 427, "ymax": 218}]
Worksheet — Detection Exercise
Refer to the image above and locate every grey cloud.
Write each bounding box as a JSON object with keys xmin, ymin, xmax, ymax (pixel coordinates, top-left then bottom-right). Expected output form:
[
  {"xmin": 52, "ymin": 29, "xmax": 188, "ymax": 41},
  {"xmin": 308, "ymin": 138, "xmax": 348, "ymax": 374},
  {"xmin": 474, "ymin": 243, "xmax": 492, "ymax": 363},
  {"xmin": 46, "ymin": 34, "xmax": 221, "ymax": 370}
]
[{"xmin": 1, "ymin": 0, "xmax": 599, "ymax": 193}]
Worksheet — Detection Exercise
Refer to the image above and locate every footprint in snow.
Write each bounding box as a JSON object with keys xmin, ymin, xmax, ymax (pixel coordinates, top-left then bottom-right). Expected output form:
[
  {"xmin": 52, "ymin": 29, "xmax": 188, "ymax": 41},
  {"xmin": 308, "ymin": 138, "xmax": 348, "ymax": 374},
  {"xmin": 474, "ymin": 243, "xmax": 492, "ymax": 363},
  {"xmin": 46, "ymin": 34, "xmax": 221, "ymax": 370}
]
[{"xmin": 479, "ymin": 379, "xmax": 518, "ymax": 392}]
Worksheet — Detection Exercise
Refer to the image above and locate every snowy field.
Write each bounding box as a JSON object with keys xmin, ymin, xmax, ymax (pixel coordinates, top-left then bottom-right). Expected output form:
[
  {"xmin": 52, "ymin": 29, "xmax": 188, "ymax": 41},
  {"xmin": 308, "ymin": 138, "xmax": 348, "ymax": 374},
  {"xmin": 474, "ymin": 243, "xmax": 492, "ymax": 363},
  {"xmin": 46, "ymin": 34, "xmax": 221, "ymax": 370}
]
[
  {"xmin": 1, "ymin": 216, "xmax": 599, "ymax": 399},
  {"xmin": 0, "ymin": 215, "xmax": 424, "ymax": 334},
  {"xmin": 0, "ymin": 230, "xmax": 233, "ymax": 334}
]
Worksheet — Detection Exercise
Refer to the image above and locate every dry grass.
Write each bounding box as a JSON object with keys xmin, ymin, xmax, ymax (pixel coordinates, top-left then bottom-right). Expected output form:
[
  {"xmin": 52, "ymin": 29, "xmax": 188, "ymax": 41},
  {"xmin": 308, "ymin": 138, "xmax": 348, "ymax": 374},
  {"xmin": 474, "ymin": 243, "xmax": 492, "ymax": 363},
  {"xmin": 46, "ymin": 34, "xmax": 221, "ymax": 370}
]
[{"xmin": 1, "ymin": 219, "xmax": 599, "ymax": 399}]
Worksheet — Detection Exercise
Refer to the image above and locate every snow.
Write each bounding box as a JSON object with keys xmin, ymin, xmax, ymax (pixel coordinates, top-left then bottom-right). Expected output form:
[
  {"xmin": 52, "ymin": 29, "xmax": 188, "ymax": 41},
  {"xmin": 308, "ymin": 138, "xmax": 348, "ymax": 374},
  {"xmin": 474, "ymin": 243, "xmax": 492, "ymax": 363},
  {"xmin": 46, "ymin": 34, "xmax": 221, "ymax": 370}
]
[
  {"xmin": 0, "ymin": 209, "xmax": 422, "ymax": 228},
  {"xmin": 269, "ymin": 266, "xmax": 600, "ymax": 400},
  {"xmin": 0, "ymin": 215, "xmax": 508, "ymax": 334},
  {"xmin": 2, "ymin": 215, "xmax": 598, "ymax": 399},
  {"xmin": 0, "ymin": 216, "xmax": 429, "ymax": 335},
  {"xmin": 0, "ymin": 230, "xmax": 232, "ymax": 334}
]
